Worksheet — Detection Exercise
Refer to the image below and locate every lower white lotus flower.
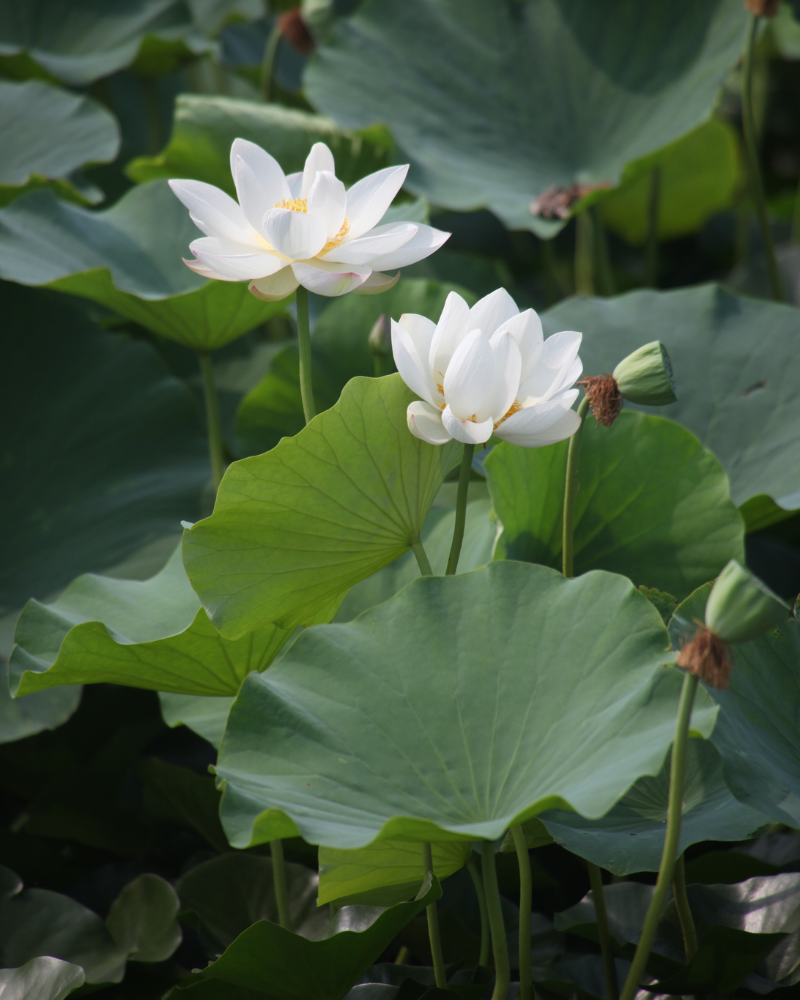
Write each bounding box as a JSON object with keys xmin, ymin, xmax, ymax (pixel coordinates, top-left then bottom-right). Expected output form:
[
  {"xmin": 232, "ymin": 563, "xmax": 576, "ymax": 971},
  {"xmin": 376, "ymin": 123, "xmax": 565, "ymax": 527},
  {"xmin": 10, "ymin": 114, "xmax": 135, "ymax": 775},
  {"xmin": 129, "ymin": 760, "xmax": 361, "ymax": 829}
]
[
  {"xmin": 168, "ymin": 139, "xmax": 450, "ymax": 300},
  {"xmin": 392, "ymin": 288, "xmax": 583, "ymax": 447}
]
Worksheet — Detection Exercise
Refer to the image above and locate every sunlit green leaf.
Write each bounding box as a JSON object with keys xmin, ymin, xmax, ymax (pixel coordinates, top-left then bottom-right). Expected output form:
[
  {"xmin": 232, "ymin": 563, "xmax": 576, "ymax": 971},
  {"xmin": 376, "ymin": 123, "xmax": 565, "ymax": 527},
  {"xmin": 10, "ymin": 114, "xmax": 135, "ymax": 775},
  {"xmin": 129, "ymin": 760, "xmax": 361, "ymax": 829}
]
[{"xmin": 159, "ymin": 692, "xmax": 235, "ymax": 749}]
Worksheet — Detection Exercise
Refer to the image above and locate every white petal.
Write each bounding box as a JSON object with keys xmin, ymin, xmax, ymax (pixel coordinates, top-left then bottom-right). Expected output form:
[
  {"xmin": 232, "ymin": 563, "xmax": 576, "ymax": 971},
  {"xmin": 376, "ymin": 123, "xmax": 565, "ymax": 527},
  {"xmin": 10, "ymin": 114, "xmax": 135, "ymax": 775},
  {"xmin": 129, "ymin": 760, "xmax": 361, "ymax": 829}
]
[
  {"xmin": 264, "ymin": 208, "xmax": 327, "ymax": 260},
  {"xmin": 399, "ymin": 313, "xmax": 437, "ymax": 366},
  {"xmin": 345, "ymin": 165, "xmax": 409, "ymax": 240},
  {"xmin": 429, "ymin": 291, "xmax": 471, "ymax": 387},
  {"xmin": 391, "ymin": 318, "xmax": 438, "ymax": 406},
  {"xmin": 475, "ymin": 331, "xmax": 522, "ymax": 423},
  {"xmin": 497, "ymin": 309, "xmax": 544, "ymax": 383},
  {"xmin": 352, "ymin": 270, "xmax": 400, "ymax": 294},
  {"xmin": 307, "ymin": 170, "xmax": 347, "ymax": 241},
  {"xmin": 291, "ymin": 261, "xmax": 369, "ymax": 296},
  {"xmin": 556, "ymin": 356, "xmax": 583, "ymax": 394},
  {"xmin": 518, "ymin": 330, "xmax": 583, "ymax": 403},
  {"xmin": 230, "ymin": 137, "xmax": 289, "ymax": 208},
  {"xmin": 443, "ymin": 328, "xmax": 494, "ymax": 420},
  {"xmin": 442, "ymin": 407, "xmax": 494, "ymax": 445},
  {"xmin": 183, "ymin": 257, "xmax": 239, "ymax": 281},
  {"xmin": 301, "ymin": 142, "xmax": 336, "ymax": 198},
  {"xmin": 362, "ymin": 223, "xmax": 450, "ymax": 271},
  {"xmin": 321, "ymin": 223, "xmax": 417, "ymax": 265},
  {"xmin": 189, "ymin": 236, "xmax": 286, "ymax": 281},
  {"xmin": 286, "ymin": 171, "xmax": 303, "ymax": 199},
  {"xmin": 249, "ymin": 266, "xmax": 299, "ymax": 301},
  {"xmin": 468, "ymin": 288, "xmax": 519, "ymax": 338},
  {"xmin": 233, "ymin": 155, "xmax": 277, "ymax": 237},
  {"xmin": 169, "ymin": 179, "xmax": 251, "ymax": 242},
  {"xmin": 495, "ymin": 392, "xmax": 581, "ymax": 448},
  {"xmin": 407, "ymin": 401, "xmax": 451, "ymax": 445}
]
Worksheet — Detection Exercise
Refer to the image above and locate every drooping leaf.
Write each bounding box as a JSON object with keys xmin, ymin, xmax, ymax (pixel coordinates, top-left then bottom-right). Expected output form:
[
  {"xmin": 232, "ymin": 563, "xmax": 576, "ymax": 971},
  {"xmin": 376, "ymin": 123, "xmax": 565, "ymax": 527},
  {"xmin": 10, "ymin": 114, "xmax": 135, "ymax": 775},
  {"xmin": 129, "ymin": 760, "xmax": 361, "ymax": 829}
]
[
  {"xmin": 0, "ymin": 658, "xmax": 80, "ymax": 745},
  {"xmin": 159, "ymin": 691, "xmax": 235, "ymax": 748},
  {"xmin": 0, "ymin": 956, "xmax": 85, "ymax": 1000},
  {"xmin": 305, "ymin": 0, "xmax": 748, "ymax": 234},
  {"xmin": 184, "ymin": 375, "xmax": 462, "ymax": 638},
  {"xmin": 216, "ymin": 561, "xmax": 716, "ymax": 850},
  {"xmin": 485, "ymin": 411, "xmax": 744, "ymax": 600}
]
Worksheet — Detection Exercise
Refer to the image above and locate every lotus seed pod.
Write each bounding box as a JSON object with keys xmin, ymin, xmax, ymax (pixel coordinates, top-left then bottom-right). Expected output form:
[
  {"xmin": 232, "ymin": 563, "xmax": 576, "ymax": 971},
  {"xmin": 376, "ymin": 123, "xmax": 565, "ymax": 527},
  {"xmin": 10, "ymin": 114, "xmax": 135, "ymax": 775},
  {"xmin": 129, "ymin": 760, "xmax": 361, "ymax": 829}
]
[
  {"xmin": 705, "ymin": 559, "xmax": 789, "ymax": 644},
  {"xmin": 368, "ymin": 313, "xmax": 391, "ymax": 359},
  {"xmin": 612, "ymin": 341, "xmax": 677, "ymax": 406}
]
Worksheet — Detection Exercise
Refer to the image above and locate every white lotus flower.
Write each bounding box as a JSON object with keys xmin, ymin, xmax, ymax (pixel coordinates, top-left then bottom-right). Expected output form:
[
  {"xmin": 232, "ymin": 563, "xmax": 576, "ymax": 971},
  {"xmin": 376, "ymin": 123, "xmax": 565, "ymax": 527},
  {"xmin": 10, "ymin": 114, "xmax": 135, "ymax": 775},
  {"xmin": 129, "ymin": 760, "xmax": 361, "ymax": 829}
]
[
  {"xmin": 168, "ymin": 140, "xmax": 450, "ymax": 300},
  {"xmin": 392, "ymin": 288, "xmax": 583, "ymax": 447}
]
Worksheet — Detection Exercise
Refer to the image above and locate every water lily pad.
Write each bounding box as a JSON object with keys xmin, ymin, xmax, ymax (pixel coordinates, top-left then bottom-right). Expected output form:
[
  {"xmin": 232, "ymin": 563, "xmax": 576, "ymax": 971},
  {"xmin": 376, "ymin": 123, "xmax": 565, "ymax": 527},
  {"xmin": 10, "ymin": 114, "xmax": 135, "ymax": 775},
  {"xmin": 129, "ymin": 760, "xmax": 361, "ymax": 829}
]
[
  {"xmin": 0, "ymin": 956, "xmax": 85, "ymax": 1000},
  {"xmin": 216, "ymin": 561, "xmax": 716, "ymax": 849},
  {"xmin": 305, "ymin": 0, "xmax": 747, "ymax": 234},
  {"xmin": 184, "ymin": 375, "xmax": 461, "ymax": 638},
  {"xmin": 485, "ymin": 411, "xmax": 744, "ymax": 600}
]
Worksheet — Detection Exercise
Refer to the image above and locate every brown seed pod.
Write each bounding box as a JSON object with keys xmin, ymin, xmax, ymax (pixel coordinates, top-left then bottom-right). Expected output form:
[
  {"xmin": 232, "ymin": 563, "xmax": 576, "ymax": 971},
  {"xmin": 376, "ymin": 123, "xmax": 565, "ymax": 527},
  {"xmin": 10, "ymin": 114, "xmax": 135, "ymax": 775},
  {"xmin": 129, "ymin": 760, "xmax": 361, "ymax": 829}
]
[
  {"xmin": 530, "ymin": 182, "xmax": 611, "ymax": 220},
  {"xmin": 278, "ymin": 9, "xmax": 315, "ymax": 56},
  {"xmin": 578, "ymin": 374, "xmax": 621, "ymax": 427},
  {"xmin": 677, "ymin": 624, "xmax": 733, "ymax": 690},
  {"xmin": 745, "ymin": 0, "xmax": 781, "ymax": 16}
]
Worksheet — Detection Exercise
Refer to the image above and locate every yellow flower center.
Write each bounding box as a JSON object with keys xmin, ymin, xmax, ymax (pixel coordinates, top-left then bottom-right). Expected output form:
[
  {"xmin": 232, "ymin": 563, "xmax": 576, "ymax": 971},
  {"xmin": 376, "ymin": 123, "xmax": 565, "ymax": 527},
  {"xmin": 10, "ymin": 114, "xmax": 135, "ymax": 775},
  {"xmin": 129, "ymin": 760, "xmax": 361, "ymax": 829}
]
[
  {"xmin": 321, "ymin": 218, "xmax": 351, "ymax": 254},
  {"xmin": 273, "ymin": 198, "xmax": 352, "ymax": 256},
  {"xmin": 494, "ymin": 399, "xmax": 523, "ymax": 429},
  {"xmin": 275, "ymin": 197, "xmax": 308, "ymax": 212}
]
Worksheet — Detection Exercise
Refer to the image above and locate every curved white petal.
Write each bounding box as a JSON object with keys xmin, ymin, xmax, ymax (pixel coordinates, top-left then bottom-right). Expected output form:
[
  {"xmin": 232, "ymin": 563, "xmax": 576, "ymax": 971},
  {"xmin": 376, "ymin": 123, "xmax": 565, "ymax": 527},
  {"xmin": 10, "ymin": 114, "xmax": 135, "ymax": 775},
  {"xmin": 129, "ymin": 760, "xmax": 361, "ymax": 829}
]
[
  {"xmin": 518, "ymin": 330, "xmax": 583, "ymax": 403},
  {"xmin": 307, "ymin": 170, "xmax": 347, "ymax": 240},
  {"xmin": 232, "ymin": 155, "xmax": 275, "ymax": 237},
  {"xmin": 183, "ymin": 256, "xmax": 239, "ymax": 281},
  {"xmin": 429, "ymin": 291, "xmax": 471, "ymax": 386},
  {"xmin": 189, "ymin": 236, "xmax": 285, "ymax": 280},
  {"xmin": 399, "ymin": 313, "xmax": 437, "ymax": 366},
  {"xmin": 230, "ymin": 137, "xmax": 289, "ymax": 208},
  {"xmin": 468, "ymin": 287, "xmax": 519, "ymax": 339},
  {"xmin": 264, "ymin": 208, "xmax": 327, "ymax": 260},
  {"xmin": 495, "ymin": 392, "xmax": 581, "ymax": 448},
  {"xmin": 345, "ymin": 164, "xmax": 409, "ymax": 240},
  {"xmin": 249, "ymin": 266, "xmax": 299, "ymax": 301},
  {"xmin": 352, "ymin": 270, "xmax": 400, "ymax": 294},
  {"xmin": 556, "ymin": 356, "xmax": 583, "ymax": 394},
  {"xmin": 286, "ymin": 171, "xmax": 303, "ymax": 199},
  {"xmin": 443, "ymin": 328, "xmax": 494, "ymax": 420},
  {"xmin": 408, "ymin": 400, "xmax": 451, "ymax": 445},
  {"xmin": 497, "ymin": 309, "xmax": 544, "ymax": 382},
  {"xmin": 169, "ymin": 179, "xmax": 251, "ymax": 242},
  {"xmin": 442, "ymin": 406, "xmax": 494, "ymax": 445},
  {"xmin": 291, "ymin": 261, "xmax": 369, "ymax": 296},
  {"xmin": 321, "ymin": 222, "xmax": 417, "ymax": 265},
  {"xmin": 476, "ymin": 331, "xmax": 522, "ymax": 423},
  {"xmin": 363, "ymin": 223, "xmax": 450, "ymax": 271},
  {"xmin": 391, "ymin": 318, "xmax": 438, "ymax": 406},
  {"xmin": 301, "ymin": 142, "xmax": 336, "ymax": 198}
]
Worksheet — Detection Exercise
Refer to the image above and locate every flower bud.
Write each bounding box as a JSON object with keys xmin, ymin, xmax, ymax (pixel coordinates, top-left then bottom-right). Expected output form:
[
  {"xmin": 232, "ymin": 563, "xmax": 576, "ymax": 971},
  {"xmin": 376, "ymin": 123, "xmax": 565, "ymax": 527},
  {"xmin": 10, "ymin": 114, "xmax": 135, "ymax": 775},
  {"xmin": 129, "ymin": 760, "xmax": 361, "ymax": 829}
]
[
  {"xmin": 612, "ymin": 341, "xmax": 677, "ymax": 407},
  {"xmin": 368, "ymin": 313, "xmax": 391, "ymax": 359},
  {"xmin": 705, "ymin": 559, "xmax": 789, "ymax": 644}
]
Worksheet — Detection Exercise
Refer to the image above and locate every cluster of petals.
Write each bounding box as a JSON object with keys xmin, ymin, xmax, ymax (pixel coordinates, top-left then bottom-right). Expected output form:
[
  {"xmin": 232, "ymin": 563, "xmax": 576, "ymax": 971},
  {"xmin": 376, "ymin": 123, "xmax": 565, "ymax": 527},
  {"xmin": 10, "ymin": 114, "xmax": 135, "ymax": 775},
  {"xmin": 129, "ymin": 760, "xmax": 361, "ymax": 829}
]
[
  {"xmin": 169, "ymin": 139, "xmax": 450, "ymax": 299},
  {"xmin": 391, "ymin": 288, "xmax": 583, "ymax": 448}
]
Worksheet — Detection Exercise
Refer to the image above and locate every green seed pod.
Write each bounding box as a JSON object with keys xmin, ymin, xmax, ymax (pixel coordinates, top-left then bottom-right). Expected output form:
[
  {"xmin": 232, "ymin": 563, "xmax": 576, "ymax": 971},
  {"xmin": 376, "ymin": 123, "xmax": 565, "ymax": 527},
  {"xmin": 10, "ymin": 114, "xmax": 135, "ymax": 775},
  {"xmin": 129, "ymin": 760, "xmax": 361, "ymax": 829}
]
[
  {"xmin": 705, "ymin": 559, "xmax": 789, "ymax": 644},
  {"xmin": 612, "ymin": 341, "xmax": 677, "ymax": 406},
  {"xmin": 368, "ymin": 313, "xmax": 391, "ymax": 359}
]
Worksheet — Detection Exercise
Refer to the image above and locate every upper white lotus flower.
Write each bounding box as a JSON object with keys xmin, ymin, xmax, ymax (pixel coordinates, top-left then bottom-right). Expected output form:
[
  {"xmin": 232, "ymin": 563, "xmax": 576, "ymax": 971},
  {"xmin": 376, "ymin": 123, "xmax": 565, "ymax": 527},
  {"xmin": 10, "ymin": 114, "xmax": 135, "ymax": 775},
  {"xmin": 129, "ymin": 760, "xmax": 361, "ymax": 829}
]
[
  {"xmin": 168, "ymin": 140, "xmax": 450, "ymax": 300},
  {"xmin": 392, "ymin": 288, "xmax": 583, "ymax": 447}
]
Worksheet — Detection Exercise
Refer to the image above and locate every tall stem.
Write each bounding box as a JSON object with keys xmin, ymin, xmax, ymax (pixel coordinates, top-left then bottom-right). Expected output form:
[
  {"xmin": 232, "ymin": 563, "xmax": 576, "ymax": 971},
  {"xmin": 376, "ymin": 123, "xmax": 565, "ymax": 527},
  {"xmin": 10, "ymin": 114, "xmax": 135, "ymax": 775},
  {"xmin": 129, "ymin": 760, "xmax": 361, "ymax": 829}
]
[
  {"xmin": 295, "ymin": 286, "xmax": 316, "ymax": 424},
  {"xmin": 511, "ymin": 825, "xmax": 533, "ymax": 1000},
  {"xmin": 672, "ymin": 853, "xmax": 698, "ymax": 962},
  {"xmin": 446, "ymin": 443, "xmax": 475, "ymax": 575},
  {"xmin": 482, "ymin": 841, "xmax": 510, "ymax": 1000},
  {"xmin": 197, "ymin": 351, "xmax": 225, "ymax": 490},
  {"xmin": 260, "ymin": 21, "xmax": 281, "ymax": 102},
  {"xmin": 619, "ymin": 673, "xmax": 698, "ymax": 1000},
  {"xmin": 467, "ymin": 860, "xmax": 491, "ymax": 968},
  {"xmin": 411, "ymin": 536, "xmax": 433, "ymax": 576},
  {"xmin": 742, "ymin": 14, "xmax": 783, "ymax": 302},
  {"xmin": 574, "ymin": 211, "xmax": 594, "ymax": 295},
  {"xmin": 422, "ymin": 843, "xmax": 448, "ymax": 989},
  {"xmin": 587, "ymin": 862, "xmax": 619, "ymax": 1000},
  {"xmin": 645, "ymin": 167, "xmax": 661, "ymax": 288},
  {"xmin": 591, "ymin": 207, "xmax": 616, "ymax": 296},
  {"xmin": 562, "ymin": 395, "xmax": 590, "ymax": 578},
  {"xmin": 270, "ymin": 839, "xmax": 291, "ymax": 930}
]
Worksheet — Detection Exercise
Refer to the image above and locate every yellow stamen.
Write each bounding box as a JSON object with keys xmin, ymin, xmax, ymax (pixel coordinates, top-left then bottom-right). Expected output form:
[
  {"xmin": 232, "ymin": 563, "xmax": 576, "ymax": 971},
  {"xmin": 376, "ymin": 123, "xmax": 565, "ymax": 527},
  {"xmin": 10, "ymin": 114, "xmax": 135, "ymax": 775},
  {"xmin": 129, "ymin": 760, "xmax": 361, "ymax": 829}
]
[
  {"xmin": 494, "ymin": 399, "xmax": 523, "ymax": 430},
  {"xmin": 321, "ymin": 217, "xmax": 351, "ymax": 255},
  {"xmin": 275, "ymin": 197, "xmax": 308, "ymax": 212}
]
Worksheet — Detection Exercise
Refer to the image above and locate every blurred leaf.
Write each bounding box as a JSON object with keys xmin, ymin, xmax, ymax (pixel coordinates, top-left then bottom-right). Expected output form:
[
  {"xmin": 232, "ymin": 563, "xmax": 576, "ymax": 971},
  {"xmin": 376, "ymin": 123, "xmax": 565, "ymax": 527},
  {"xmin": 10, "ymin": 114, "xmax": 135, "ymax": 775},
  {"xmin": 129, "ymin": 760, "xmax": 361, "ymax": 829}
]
[
  {"xmin": 0, "ymin": 956, "xmax": 85, "ymax": 1000},
  {"xmin": 0, "ymin": 658, "xmax": 81, "ymax": 746},
  {"xmin": 140, "ymin": 758, "xmax": 228, "ymax": 852},
  {"xmin": 159, "ymin": 692, "xmax": 235, "ymax": 749},
  {"xmin": 106, "ymin": 873, "xmax": 182, "ymax": 962}
]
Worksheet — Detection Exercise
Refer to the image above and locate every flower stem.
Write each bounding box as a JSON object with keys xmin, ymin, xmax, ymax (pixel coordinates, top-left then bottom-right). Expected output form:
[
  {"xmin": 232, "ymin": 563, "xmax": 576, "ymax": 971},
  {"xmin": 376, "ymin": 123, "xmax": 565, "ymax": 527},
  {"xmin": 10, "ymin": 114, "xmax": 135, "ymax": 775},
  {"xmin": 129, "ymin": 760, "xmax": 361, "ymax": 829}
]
[
  {"xmin": 446, "ymin": 443, "xmax": 475, "ymax": 575},
  {"xmin": 422, "ymin": 843, "xmax": 448, "ymax": 989},
  {"xmin": 511, "ymin": 825, "xmax": 533, "ymax": 1000},
  {"xmin": 482, "ymin": 840, "xmax": 510, "ymax": 1000},
  {"xmin": 587, "ymin": 861, "xmax": 619, "ymax": 1000},
  {"xmin": 645, "ymin": 167, "xmax": 661, "ymax": 288},
  {"xmin": 260, "ymin": 20, "xmax": 281, "ymax": 102},
  {"xmin": 619, "ymin": 672, "xmax": 698, "ymax": 1000},
  {"xmin": 742, "ymin": 14, "xmax": 783, "ymax": 302},
  {"xmin": 197, "ymin": 351, "xmax": 225, "ymax": 490},
  {"xmin": 574, "ymin": 211, "xmax": 594, "ymax": 295},
  {"xmin": 562, "ymin": 395, "xmax": 590, "ymax": 578},
  {"xmin": 672, "ymin": 853, "xmax": 698, "ymax": 962},
  {"xmin": 270, "ymin": 839, "xmax": 291, "ymax": 930},
  {"xmin": 411, "ymin": 536, "xmax": 433, "ymax": 576},
  {"xmin": 591, "ymin": 207, "xmax": 616, "ymax": 296},
  {"xmin": 467, "ymin": 859, "xmax": 491, "ymax": 968},
  {"xmin": 295, "ymin": 285, "xmax": 316, "ymax": 424}
]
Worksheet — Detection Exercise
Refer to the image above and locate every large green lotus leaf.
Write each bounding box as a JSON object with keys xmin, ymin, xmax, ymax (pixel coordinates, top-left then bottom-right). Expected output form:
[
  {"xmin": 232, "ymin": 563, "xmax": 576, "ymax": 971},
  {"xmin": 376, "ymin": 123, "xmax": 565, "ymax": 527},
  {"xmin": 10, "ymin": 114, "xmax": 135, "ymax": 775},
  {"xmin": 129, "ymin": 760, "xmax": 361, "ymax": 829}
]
[
  {"xmin": 544, "ymin": 285, "xmax": 800, "ymax": 519},
  {"xmin": 0, "ymin": 659, "xmax": 80, "ymax": 745},
  {"xmin": 184, "ymin": 375, "xmax": 462, "ymax": 638},
  {"xmin": 10, "ymin": 544, "xmax": 289, "ymax": 697},
  {"xmin": 670, "ymin": 586, "xmax": 800, "ymax": 828},
  {"xmin": 127, "ymin": 94, "xmax": 390, "ymax": 194},
  {"xmin": 540, "ymin": 738, "xmax": 771, "ymax": 875},
  {"xmin": 485, "ymin": 411, "xmax": 744, "ymax": 600},
  {"xmin": 304, "ymin": 0, "xmax": 747, "ymax": 235},
  {"xmin": 159, "ymin": 691, "xmax": 235, "ymax": 748},
  {"xmin": 0, "ymin": 182, "xmax": 287, "ymax": 349},
  {"xmin": 0, "ymin": 956, "xmax": 85, "ymax": 1000},
  {"xmin": 600, "ymin": 118, "xmax": 742, "ymax": 245},
  {"xmin": 216, "ymin": 561, "xmax": 716, "ymax": 850},
  {"xmin": 319, "ymin": 840, "xmax": 471, "ymax": 908},
  {"xmin": 0, "ymin": 281, "xmax": 207, "ymax": 612}
]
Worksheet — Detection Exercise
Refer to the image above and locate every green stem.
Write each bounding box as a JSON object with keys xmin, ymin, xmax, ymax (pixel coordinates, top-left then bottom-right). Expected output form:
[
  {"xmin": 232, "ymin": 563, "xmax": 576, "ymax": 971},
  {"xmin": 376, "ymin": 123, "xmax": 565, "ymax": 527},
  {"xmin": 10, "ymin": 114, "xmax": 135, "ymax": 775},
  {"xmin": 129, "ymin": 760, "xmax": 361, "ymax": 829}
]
[
  {"xmin": 260, "ymin": 20, "xmax": 281, "ymax": 102},
  {"xmin": 482, "ymin": 841, "xmax": 510, "ymax": 1000},
  {"xmin": 587, "ymin": 862, "xmax": 619, "ymax": 1000},
  {"xmin": 672, "ymin": 853, "xmax": 698, "ymax": 962},
  {"xmin": 446, "ymin": 443, "xmax": 475, "ymax": 575},
  {"xmin": 467, "ymin": 860, "xmax": 491, "ymax": 968},
  {"xmin": 574, "ymin": 211, "xmax": 594, "ymax": 295},
  {"xmin": 742, "ymin": 14, "xmax": 783, "ymax": 302},
  {"xmin": 422, "ymin": 843, "xmax": 448, "ymax": 989},
  {"xmin": 562, "ymin": 395, "xmax": 590, "ymax": 578},
  {"xmin": 619, "ymin": 673, "xmax": 698, "ymax": 1000},
  {"xmin": 295, "ymin": 286, "xmax": 316, "ymax": 424},
  {"xmin": 197, "ymin": 351, "xmax": 225, "ymax": 490},
  {"xmin": 411, "ymin": 536, "xmax": 433, "ymax": 576},
  {"xmin": 511, "ymin": 826, "xmax": 533, "ymax": 1000},
  {"xmin": 270, "ymin": 839, "xmax": 291, "ymax": 930},
  {"xmin": 645, "ymin": 167, "xmax": 661, "ymax": 288},
  {"xmin": 591, "ymin": 207, "xmax": 616, "ymax": 296}
]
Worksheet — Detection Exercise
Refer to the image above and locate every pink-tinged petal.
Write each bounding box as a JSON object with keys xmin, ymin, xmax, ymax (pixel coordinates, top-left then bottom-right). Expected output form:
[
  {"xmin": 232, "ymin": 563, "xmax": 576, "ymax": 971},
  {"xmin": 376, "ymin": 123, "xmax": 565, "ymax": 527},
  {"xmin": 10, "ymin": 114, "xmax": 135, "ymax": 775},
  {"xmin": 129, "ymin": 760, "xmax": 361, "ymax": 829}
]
[
  {"xmin": 443, "ymin": 329, "xmax": 494, "ymax": 420},
  {"xmin": 286, "ymin": 171, "xmax": 303, "ymax": 199},
  {"xmin": 183, "ymin": 257, "xmax": 239, "ymax": 281},
  {"xmin": 249, "ymin": 267, "xmax": 299, "ymax": 301},
  {"xmin": 351, "ymin": 270, "xmax": 400, "ymax": 294},
  {"xmin": 497, "ymin": 309, "xmax": 543, "ymax": 382},
  {"xmin": 301, "ymin": 142, "xmax": 336, "ymax": 197},
  {"xmin": 495, "ymin": 392, "xmax": 581, "ymax": 448},
  {"xmin": 345, "ymin": 165, "xmax": 409, "ymax": 240},
  {"xmin": 307, "ymin": 170, "xmax": 347, "ymax": 240},
  {"xmin": 322, "ymin": 223, "xmax": 417, "ymax": 265},
  {"xmin": 264, "ymin": 208, "xmax": 327, "ymax": 260},
  {"xmin": 362, "ymin": 223, "xmax": 450, "ymax": 271},
  {"xmin": 291, "ymin": 261, "xmax": 369, "ymax": 296},
  {"xmin": 468, "ymin": 288, "xmax": 519, "ymax": 337},
  {"xmin": 476, "ymin": 331, "xmax": 522, "ymax": 423},
  {"xmin": 169, "ymin": 179, "xmax": 251, "ymax": 242},
  {"xmin": 391, "ymin": 318, "xmax": 438, "ymax": 407},
  {"xmin": 408, "ymin": 401, "xmax": 451, "ymax": 445},
  {"xmin": 518, "ymin": 330, "xmax": 583, "ymax": 403},
  {"xmin": 442, "ymin": 406, "xmax": 494, "ymax": 445},
  {"xmin": 189, "ymin": 236, "xmax": 285, "ymax": 280},
  {"xmin": 230, "ymin": 137, "xmax": 289, "ymax": 207},
  {"xmin": 429, "ymin": 291, "xmax": 471, "ymax": 385}
]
